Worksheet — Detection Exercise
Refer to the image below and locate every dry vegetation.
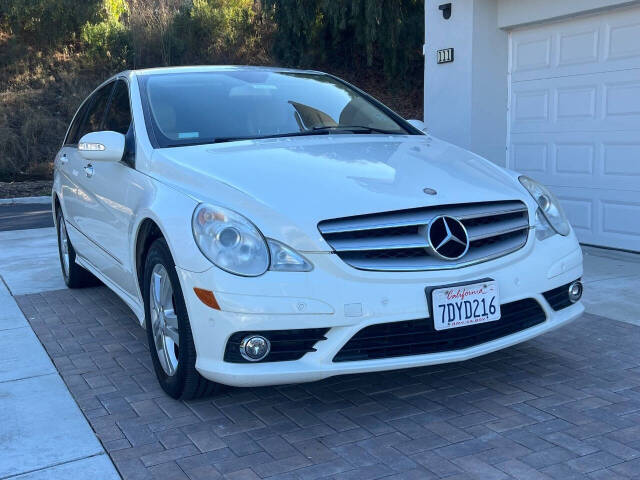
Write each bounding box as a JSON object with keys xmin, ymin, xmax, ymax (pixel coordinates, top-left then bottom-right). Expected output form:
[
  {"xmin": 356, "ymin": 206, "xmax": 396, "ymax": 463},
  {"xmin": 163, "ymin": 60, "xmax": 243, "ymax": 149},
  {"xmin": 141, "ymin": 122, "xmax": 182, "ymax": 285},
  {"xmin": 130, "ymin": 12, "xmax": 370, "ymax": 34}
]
[
  {"xmin": 0, "ymin": 32, "xmax": 101, "ymax": 181},
  {"xmin": 0, "ymin": 0, "xmax": 423, "ymax": 186}
]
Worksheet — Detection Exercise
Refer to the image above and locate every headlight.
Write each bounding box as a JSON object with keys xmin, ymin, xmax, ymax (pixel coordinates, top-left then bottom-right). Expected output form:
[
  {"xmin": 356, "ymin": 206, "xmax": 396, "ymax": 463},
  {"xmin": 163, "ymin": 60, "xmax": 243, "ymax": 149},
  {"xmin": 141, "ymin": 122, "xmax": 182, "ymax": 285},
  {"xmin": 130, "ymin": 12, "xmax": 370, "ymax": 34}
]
[
  {"xmin": 268, "ymin": 239, "xmax": 313, "ymax": 272},
  {"xmin": 192, "ymin": 204, "xmax": 314, "ymax": 276},
  {"xmin": 192, "ymin": 204, "xmax": 269, "ymax": 276},
  {"xmin": 519, "ymin": 176, "xmax": 570, "ymax": 237}
]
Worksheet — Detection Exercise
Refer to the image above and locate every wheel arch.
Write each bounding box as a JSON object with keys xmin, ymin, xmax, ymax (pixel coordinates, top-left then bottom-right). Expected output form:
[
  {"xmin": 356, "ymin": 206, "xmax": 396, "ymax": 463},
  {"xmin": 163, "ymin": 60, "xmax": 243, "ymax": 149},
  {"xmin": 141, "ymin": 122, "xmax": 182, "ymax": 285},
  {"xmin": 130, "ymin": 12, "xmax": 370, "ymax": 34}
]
[
  {"xmin": 134, "ymin": 217, "xmax": 166, "ymax": 296},
  {"xmin": 131, "ymin": 193, "xmax": 211, "ymax": 312},
  {"xmin": 52, "ymin": 192, "xmax": 61, "ymax": 226}
]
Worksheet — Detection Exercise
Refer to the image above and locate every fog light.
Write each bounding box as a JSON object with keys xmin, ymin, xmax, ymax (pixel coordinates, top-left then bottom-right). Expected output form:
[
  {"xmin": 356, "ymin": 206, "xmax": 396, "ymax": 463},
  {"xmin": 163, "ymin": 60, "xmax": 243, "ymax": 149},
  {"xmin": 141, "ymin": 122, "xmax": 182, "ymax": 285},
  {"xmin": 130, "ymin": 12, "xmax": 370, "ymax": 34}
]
[
  {"xmin": 239, "ymin": 335, "xmax": 271, "ymax": 362},
  {"xmin": 568, "ymin": 281, "xmax": 583, "ymax": 303}
]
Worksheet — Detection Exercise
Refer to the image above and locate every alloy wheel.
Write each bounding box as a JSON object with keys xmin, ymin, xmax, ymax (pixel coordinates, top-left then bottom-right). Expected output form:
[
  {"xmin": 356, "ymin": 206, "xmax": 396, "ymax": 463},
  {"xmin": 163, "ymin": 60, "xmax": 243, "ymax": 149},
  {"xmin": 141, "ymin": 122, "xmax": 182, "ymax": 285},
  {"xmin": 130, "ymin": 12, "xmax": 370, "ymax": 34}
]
[
  {"xmin": 59, "ymin": 219, "xmax": 70, "ymax": 278},
  {"xmin": 149, "ymin": 264, "xmax": 180, "ymax": 376}
]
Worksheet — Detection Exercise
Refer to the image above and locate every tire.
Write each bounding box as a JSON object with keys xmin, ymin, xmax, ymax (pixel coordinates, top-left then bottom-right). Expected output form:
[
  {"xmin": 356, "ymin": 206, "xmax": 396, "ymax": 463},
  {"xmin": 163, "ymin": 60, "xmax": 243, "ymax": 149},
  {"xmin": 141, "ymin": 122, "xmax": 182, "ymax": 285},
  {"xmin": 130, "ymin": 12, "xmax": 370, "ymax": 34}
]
[
  {"xmin": 143, "ymin": 238, "xmax": 218, "ymax": 400},
  {"xmin": 56, "ymin": 209, "xmax": 99, "ymax": 288}
]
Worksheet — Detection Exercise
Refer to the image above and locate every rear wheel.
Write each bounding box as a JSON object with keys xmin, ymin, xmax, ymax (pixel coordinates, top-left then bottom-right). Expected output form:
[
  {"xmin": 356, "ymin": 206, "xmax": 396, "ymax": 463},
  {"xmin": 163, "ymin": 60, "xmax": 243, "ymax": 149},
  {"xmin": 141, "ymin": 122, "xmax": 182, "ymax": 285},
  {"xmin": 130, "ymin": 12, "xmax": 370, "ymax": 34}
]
[
  {"xmin": 143, "ymin": 238, "xmax": 218, "ymax": 399},
  {"xmin": 56, "ymin": 209, "xmax": 98, "ymax": 288}
]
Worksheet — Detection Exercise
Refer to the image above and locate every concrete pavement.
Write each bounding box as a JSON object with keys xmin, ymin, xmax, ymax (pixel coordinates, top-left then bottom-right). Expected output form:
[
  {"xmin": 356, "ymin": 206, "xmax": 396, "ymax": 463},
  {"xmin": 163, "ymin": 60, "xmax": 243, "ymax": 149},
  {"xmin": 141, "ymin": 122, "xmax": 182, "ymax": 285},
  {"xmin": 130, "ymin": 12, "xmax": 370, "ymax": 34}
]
[
  {"xmin": 0, "ymin": 207, "xmax": 120, "ymax": 478},
  {"xmin": 582, "ymin": 246, "xmax": 640, "ymax": 327},
  {"xmin": 0, "ymin": 279, "xmax": 120, "ymax": 479},
  {"xmin": 0, "ymin": 227, "xmax": 66, "ymax": 295}
]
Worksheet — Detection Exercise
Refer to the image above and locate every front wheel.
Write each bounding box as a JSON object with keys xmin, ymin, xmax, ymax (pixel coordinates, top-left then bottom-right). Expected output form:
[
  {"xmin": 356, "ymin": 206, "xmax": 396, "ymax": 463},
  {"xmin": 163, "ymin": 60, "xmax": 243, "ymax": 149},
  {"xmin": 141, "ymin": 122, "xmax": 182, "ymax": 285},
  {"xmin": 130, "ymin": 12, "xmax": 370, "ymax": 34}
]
[{"xmin": 143, "ymin": 238, "xmax": 218, "ymax": 399}]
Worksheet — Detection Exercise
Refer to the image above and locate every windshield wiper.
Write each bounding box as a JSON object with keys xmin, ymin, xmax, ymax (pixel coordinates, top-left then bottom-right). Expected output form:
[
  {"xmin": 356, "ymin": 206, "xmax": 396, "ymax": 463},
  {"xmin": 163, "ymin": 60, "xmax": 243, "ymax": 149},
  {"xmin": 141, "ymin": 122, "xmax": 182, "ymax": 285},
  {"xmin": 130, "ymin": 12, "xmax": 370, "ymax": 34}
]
[
  {"xmin": 312, "ymin": 125, "xmax": 403, "ymax": 134},
  {"xmin": 164, "ymin": 126, "xmax": 401, "ymax": 148},
  {"xmin": 165, "ymin": 130, "xmax": 331, "ymax": 147},
  {"xmin": 213, "ymin": 130, "xmax": 333, "ymax": 144}
]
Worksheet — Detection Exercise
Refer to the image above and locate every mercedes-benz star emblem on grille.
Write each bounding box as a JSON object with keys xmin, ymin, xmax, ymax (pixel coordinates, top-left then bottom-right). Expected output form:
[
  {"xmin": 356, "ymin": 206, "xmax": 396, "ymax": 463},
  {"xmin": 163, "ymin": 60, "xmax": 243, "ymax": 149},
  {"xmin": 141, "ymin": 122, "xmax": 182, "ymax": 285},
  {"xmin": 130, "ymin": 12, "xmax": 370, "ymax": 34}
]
[{"xmin": 427, "ymin": 216, "xmax": 470, "ymax": 260}]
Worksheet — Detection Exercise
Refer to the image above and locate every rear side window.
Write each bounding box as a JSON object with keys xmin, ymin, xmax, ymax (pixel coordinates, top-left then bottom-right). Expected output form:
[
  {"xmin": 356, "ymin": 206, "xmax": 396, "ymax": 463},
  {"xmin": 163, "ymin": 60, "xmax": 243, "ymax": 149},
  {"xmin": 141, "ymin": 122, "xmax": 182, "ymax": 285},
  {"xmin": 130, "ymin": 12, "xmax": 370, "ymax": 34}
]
[
  {"xmin": 104, "ymin": 80, "xmax": 132, "ymax": 134},
  {"xmin": 75, "ymin": 82, "xmax": 114, "ymax": 141}
]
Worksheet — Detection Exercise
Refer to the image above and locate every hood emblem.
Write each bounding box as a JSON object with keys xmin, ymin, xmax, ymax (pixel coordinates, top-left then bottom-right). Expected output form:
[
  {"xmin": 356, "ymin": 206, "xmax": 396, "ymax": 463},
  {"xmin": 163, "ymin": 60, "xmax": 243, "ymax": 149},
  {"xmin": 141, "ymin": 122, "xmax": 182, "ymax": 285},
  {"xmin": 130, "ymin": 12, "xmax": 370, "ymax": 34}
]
[
  {"xmin": 423, "ymin": 187, "xmax": 437, "ymax": 195},
  {"xmin": 427, "ymin": 216, "xmax": 469, "ymax": 260}
]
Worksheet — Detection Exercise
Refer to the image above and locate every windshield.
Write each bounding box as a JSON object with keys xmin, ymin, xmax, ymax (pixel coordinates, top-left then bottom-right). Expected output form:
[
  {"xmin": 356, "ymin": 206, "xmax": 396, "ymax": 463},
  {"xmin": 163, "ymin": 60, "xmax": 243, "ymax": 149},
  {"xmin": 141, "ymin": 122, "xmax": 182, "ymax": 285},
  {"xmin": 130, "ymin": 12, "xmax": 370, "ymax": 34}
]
[{"xmin": 138, "ymin": 70, "xmax": 413, "ymax": 147}]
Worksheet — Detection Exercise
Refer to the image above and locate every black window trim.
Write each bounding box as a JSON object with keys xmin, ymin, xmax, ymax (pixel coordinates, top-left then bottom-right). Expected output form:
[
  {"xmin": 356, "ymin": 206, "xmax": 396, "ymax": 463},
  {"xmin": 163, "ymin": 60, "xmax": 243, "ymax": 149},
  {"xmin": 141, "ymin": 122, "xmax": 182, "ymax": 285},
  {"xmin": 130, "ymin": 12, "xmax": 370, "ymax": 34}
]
[
  {"xmin": 64, "ymin": 80, "xmax": 116, "ymax": 147},
  {"xmin": 63, "ymin": 98, "xmax": 90, "ymax": 147},
  {"xmin": 108, "ymin": 76, "xmax": 136, "ymax": 168},
  {"xmin": 103, "ymin": 78, "xmax": 135, "ymax": 135}
]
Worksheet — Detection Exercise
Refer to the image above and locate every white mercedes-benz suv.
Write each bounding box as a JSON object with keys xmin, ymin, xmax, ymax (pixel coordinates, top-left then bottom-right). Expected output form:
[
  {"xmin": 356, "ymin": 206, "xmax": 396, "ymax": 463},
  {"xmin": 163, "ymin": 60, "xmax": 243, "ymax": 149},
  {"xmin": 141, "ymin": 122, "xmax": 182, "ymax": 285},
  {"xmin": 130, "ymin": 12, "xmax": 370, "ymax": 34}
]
[{"xmin": 53, "ymin": 66, "xmax": 584, "ymax": 399}]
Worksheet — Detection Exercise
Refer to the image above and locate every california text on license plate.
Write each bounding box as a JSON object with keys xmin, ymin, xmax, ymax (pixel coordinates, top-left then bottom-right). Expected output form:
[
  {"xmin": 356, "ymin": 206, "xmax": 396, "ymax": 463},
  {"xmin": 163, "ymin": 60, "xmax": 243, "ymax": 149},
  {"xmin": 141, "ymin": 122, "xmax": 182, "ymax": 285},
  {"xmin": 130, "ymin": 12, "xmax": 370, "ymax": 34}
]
[{"xmin": 431, "ymin": 281, "xmax": 501, "ymax": 331}]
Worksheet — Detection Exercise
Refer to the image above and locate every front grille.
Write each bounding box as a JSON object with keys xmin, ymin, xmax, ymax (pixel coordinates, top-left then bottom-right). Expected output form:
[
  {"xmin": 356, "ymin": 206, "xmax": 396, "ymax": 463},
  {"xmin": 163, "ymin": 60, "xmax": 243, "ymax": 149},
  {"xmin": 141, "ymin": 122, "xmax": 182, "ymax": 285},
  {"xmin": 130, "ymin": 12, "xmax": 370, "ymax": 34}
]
[
  {"xmin": 318, "ymin": 200, "xmax": 530, "ymax": 271},
  {"xmin": 224, "ymin": 328, "xmax": 329, "ymax": 363},
  {"xmin": 333, "ymin": 298, "xmax": 545, "ymax": 362},
  {"xmin": 543, "ymin": 281, "xmax": 577, "ymax": 310}
]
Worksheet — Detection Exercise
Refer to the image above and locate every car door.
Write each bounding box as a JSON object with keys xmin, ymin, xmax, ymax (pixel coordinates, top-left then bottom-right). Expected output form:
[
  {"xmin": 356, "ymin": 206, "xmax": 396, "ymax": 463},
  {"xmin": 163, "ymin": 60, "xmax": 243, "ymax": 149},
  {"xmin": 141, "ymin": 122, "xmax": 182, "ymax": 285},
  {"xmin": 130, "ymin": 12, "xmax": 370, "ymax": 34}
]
[
  {"xmin": 64, "ymin": 81, "xmax": 116, "ymax": 269},
  {"xmin": 56, "ymin": 99, "xmax": 91, "ymax": 231},
  {"xmin": 74, "ymin": 79, "xmax": 145, "ymax": 298},
  {"xmin": 59, "ymin": 83, "xmax": 114, "ymax": 262}
]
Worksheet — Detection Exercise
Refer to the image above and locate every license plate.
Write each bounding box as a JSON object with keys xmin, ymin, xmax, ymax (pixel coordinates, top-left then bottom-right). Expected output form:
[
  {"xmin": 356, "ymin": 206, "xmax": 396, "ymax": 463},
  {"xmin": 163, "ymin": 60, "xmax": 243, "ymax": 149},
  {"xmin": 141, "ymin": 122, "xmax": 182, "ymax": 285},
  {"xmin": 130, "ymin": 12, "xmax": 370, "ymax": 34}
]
[{"xmin": 431, "ymin": 281, "xmax": 501, "ymax": 331}]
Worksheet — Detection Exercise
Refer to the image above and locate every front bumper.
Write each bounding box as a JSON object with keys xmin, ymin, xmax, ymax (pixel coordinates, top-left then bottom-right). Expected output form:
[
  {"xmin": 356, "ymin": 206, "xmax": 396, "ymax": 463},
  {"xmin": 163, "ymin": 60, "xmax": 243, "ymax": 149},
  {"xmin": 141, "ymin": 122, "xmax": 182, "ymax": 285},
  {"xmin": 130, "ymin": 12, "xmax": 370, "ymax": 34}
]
[{"xmin": 176, "ymin": 231, "xmax": 584, "ymax": 387}]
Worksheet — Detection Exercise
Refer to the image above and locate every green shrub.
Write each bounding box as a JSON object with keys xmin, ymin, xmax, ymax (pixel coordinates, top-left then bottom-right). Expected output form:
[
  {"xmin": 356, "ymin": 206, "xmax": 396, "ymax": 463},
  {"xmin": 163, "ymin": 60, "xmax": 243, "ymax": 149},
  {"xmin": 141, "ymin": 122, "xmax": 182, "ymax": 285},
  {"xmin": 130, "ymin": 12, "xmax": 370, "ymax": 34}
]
[{"xmin": 81, "ymin": 0, "xmax": 132, "ymax": 69}]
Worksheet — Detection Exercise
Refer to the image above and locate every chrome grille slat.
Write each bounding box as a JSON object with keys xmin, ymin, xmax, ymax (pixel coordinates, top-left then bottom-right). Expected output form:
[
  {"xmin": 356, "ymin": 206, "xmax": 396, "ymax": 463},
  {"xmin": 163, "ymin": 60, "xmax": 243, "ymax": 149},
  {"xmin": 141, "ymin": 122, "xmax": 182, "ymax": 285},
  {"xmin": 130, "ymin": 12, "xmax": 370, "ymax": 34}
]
[
  {"xmin": 330, "ymin": 233, "xmax": 427, "ymax": 252},
  {"xmin": 318, "ymin": 200, "xmax": 527, "ymax": 235},
  {"xmin": 318, "ymin": 200, "xmax": 530, "ymax": 271},
  {"xmin": 466, "ymin": 216, "xmax": 530, "ymax": 241}
]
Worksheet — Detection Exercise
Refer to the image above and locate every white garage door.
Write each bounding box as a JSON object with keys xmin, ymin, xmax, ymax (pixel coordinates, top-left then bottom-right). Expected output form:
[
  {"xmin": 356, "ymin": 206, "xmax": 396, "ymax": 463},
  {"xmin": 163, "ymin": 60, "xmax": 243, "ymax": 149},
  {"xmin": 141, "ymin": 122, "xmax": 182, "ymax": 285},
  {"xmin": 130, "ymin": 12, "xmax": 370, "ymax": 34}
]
[{"xmin": 508, "ymin": 6, "xmax": 640, "ymax": 251}]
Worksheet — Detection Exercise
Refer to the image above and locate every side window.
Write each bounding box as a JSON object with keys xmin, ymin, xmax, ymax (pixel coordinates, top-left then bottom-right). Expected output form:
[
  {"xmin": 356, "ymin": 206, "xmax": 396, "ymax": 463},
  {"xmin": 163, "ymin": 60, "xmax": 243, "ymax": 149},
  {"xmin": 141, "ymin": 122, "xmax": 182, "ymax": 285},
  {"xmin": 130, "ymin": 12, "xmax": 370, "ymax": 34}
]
[
  {"xmin": 64, "ymin": 101, "xmax": 90, "ymax": 145},
  {"xmin": 104, "ymin": 80, "xmax": 132, "ymax": 134},
  {"xmin": 75, "ymin": 82, "xmax": 114, "ymax": 142}
]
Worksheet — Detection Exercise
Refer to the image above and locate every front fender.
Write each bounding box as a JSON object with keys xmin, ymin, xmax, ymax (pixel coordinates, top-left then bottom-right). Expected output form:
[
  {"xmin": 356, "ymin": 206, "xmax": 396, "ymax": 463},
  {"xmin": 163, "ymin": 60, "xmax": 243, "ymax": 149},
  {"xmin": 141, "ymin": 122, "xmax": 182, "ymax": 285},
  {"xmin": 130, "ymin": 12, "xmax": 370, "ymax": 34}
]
[{"xmin": 130, "ymin": 180, "xmax": 212, "ymax": 277}]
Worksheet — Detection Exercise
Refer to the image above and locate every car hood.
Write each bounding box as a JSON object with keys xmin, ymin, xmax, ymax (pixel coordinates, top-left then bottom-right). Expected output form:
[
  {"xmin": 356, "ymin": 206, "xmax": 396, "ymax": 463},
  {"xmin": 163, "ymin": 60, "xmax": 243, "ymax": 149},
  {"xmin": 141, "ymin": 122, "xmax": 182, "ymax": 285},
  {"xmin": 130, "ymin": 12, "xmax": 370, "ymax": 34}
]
[{"xmin": 150, "ymin": 135, "xmax": 530, "ymax": 252}]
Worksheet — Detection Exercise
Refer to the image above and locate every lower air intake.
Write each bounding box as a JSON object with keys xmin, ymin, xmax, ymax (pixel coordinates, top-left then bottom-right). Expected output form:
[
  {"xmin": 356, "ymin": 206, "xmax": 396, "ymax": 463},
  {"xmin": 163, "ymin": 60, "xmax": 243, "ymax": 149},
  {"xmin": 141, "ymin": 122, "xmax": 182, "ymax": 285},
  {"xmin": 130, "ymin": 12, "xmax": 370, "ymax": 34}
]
[{"xmin": 333, "ymin": 298, "xmax": 545, "ymax": 362}]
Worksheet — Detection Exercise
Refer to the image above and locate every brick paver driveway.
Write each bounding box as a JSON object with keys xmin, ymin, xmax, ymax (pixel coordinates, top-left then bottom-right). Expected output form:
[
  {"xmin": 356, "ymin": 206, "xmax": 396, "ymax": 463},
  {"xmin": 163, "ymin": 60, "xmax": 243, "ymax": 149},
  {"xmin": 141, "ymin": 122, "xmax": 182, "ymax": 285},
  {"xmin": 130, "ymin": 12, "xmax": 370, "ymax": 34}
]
[{"xmin": 17, "ymin": 287, "xmax": 640, "ymax": 480}]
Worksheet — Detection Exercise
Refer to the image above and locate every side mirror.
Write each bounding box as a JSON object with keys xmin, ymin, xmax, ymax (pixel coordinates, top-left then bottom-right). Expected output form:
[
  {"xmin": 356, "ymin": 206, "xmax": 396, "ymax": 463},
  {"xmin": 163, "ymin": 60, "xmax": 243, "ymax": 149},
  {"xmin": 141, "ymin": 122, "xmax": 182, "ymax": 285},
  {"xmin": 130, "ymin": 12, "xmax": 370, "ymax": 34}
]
[
  {"xmin": 78, "ymin": 131, "xmax": 125, "ymax": 162},
  {"xmin": 407, "ymin": 119, "xmax": 428, "ymax": 133}
]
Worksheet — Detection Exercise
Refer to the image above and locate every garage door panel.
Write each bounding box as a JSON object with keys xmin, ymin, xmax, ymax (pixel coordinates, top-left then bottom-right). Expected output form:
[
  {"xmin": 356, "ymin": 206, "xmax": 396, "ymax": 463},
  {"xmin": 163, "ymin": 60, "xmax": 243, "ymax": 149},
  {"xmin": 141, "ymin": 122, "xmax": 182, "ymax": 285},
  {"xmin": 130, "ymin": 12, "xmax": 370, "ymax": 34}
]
[
  {"xmin": 555, "ymin": 196, "xmax": 594, "ymax": 236},
  {"xmin": 604, "ymin": 79, "xmax": 640, "ymax": 118},
  {"xmin": 511, "ymin": 142, "xmax": 548, "ymax": 173},
  {"xmin": 556, "ymin": 143, "xmax": 594, "ymax": 175},
  {"xmin": 604, "ymin": 142, "xmax": 640, "ymax": 177},
  {"xmin": 602, "ymin": 200, "xmax": 640, "ymax": 238},
  {"xmin": 511, "ymin": 6, "xmax": 640, "ymax": 82},
  {"xmin": 606, "ymin": 17, "xmax": 640, "ymax": 62},
  {"xmin": 551, "ymin": 187, "xmax": 640, "ymax": 251},
  {"xmin": 511, "ymin": 133, "xmax": 640, "ymax": 192},
  {"xmin": 556, "ymin": 86, "xmax": 597, "ymax": 120},
  {"xmin": 513, "ymin": 35, "xmax": 552, "ymax": 75},
  {"xmin": 510, "ymin": 69, "xmax": 640, "ymax": 134},
  {"xmin": 558, "ymin": 28, "xmax": 599, "ymax": 67}
]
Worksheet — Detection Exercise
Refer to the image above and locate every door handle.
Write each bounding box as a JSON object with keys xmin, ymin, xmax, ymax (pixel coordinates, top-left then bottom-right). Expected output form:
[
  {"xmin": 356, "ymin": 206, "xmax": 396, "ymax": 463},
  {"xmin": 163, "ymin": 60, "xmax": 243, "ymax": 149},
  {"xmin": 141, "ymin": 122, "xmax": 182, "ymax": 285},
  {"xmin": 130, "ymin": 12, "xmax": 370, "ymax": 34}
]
[
  {"xmin": 60, "ymin": 154, "xmax": 68, "ymax": 164},
  {"xmin": 84, "ymin": 164, "xmax": 94, "ymax": 178}
]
